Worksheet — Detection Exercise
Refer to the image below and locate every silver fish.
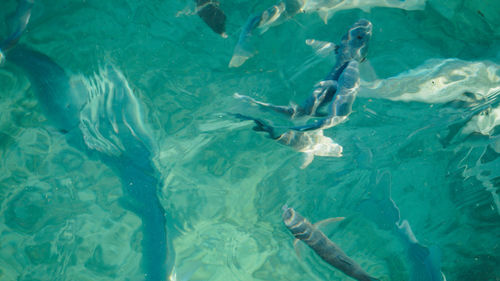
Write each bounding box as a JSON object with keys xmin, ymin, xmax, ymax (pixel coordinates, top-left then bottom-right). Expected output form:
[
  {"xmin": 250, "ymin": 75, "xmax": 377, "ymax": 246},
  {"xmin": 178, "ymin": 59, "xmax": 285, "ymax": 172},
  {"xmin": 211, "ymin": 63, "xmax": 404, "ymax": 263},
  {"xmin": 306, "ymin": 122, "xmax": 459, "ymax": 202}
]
[{"xmin": 282, "ymin": 206, "xmax": 380, "ymax": 281}]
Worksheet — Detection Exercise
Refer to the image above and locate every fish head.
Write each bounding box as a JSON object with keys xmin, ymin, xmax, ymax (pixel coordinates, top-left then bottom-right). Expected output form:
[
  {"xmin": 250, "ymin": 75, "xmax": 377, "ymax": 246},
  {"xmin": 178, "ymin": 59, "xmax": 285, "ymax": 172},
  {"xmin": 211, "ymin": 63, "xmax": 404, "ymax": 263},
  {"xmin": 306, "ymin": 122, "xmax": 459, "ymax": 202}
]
[
  {"xmin": 282, "ymin": 205, "xmax": 297, "ymax": 227},
  {"xmin": 258, "ymin": 2, "xmax": 286, "ymax": 30},
  {"xmin": 344, "ymin": 19, "xmax": 372, "ymax": 62}
]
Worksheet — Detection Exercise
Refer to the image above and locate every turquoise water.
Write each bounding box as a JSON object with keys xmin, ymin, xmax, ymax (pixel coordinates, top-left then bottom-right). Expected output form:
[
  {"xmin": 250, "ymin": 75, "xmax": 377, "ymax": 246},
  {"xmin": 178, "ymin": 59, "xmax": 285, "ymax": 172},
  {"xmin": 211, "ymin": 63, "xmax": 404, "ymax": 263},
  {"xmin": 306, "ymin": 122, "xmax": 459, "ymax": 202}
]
[{"xmin": 0, "ymin": 0, "xmax": 499, "ymax": 280}]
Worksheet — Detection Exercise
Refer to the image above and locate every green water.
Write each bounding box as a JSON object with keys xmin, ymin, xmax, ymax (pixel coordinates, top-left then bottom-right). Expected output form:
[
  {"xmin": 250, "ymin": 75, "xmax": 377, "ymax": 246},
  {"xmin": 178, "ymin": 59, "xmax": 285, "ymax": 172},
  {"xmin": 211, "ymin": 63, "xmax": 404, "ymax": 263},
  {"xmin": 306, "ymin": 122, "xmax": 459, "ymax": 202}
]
[{"xmin": 0, "ymin": 0, "xmax": 499, "ymax": 280}]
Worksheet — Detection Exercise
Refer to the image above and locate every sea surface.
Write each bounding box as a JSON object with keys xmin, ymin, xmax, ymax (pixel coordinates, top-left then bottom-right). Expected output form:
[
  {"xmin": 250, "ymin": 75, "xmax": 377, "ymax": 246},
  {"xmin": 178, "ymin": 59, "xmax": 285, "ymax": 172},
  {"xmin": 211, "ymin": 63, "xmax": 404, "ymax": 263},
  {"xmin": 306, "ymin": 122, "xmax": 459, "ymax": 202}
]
[{"xmin": 0, "ymin": 0, "xmax": 499, "ymax": 280}]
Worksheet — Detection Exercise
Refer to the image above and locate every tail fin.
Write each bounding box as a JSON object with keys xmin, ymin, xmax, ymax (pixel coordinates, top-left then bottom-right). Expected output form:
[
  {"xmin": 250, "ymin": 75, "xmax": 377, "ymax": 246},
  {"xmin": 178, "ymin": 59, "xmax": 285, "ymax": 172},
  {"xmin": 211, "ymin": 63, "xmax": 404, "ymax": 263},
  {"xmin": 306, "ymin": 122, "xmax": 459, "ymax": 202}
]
[
  {"xmin": 230, "ymin": 113, "xmax": 283, "ymax": 139},
  {"xmin": 229, "ymin": 15, "xmax": 261, "ymax": 67},
  {"xmin": 408, "ymin": 244, "xmax": 445, "ymax": 281}
]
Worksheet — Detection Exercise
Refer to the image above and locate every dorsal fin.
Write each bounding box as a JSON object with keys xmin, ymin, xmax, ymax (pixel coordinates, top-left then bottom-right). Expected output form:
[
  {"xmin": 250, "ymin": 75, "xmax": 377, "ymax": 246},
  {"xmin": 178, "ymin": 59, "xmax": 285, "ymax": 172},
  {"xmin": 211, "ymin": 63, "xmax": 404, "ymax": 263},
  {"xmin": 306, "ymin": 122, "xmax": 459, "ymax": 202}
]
[{"xmin": 313, "ymin": 217, "xmax": 345, "ymax": 230}]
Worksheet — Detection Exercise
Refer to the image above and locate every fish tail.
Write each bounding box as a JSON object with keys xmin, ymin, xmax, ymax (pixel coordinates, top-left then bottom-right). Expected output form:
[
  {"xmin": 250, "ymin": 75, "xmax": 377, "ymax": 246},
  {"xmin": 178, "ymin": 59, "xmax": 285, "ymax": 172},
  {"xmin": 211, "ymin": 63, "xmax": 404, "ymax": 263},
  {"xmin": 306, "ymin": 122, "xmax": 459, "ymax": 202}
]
[{"xmin": 231, "ymin": 113, "xmax": 283, "ymax": 139}]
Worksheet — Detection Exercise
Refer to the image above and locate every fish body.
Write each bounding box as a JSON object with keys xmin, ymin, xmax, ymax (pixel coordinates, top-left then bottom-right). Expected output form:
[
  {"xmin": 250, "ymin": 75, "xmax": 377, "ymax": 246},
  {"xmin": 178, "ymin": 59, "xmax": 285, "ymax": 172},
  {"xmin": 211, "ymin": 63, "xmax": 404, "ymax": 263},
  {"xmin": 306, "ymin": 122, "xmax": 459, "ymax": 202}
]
[
  {"xmin": 289, "ymin": 19, "xmax": 371, "ymax": 131},
  {"xmin": 303, "ymin": 0, "xmax": 426, "ymax": 23},
  {"xmin": 196, "ymin": 0, "xmax": 227, "ymax": 37},
  {"xmin": 282, "ymin": 207, "xmax": 380, "ymax": 281},
  {"xmin": 229, "ymin": 0, "xmax": 305, "ymax": 67}
]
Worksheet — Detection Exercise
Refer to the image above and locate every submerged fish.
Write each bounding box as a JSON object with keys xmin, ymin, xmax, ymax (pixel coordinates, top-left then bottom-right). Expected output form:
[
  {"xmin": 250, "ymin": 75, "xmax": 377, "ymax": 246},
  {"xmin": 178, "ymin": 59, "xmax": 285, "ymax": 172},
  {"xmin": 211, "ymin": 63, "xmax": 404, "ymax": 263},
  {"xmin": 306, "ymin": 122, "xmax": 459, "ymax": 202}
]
[
  {"xmin": 234, "ymin": 19, "xmax": 371, "ymax": 131},
  {"xmin": 229, "ymin": 0, "xmax": 305, "ymax": 67},
  {"xmin": 0, "ymin": 0, "xmax": 34, "ymax": 64},
  {"xmin": 397, "ymin": 220, "xmax": 447, "ymax": 281},
  {"xmin": 195, "ymin": 0, "xmax": 227, "ymax": 37},
  {"xmin": 232, "ymin": 113, "xmax": 342, "ymax": 168},
  {"xmin": 230, "ymin": 0, "xmax": 422, "ymax": 67},
  {"xmin": 303, "ymin": 0, "xmax": 426, "ymax": 24},
  {"xmin": 360, "ymin": 58, "xmax": 500, "ymax": 104},
  {"xmin": 282, "ymin": 206, "xmax": 381, "ymax": 281},
  {"xmin": 2, "ymin": 3, "xmax": 175, "ymax": 280},
  {"xmin": 360, "ymin": 170, "xmax": 446, "ymax": 281}
]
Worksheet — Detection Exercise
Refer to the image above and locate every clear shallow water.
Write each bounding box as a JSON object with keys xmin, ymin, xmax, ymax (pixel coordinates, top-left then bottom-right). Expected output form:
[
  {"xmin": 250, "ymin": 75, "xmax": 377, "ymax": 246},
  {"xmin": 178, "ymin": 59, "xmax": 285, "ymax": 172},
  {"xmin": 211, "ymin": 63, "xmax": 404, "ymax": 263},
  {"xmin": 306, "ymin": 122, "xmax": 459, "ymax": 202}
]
[{"xmin": 0, "ymin": 0, "xmax": 499, "ymax": 280}]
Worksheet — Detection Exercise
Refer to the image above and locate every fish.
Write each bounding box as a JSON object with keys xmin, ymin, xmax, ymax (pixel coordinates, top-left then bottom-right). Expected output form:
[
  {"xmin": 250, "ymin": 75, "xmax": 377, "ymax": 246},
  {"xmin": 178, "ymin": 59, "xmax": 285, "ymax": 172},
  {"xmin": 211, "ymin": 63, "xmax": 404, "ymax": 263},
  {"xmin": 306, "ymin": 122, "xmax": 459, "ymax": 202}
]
[
  {"xmin": 2, "ymin": 3, "xmax": 176, "ymax": 280},
  {"xmin": 0, "ymin": 0, "xmax": 34, "ymax": 64},
  {"xmin": 282, "ymin": 206, "xmax": 381, "ymax": 281},
  {"xmin": 397, "ymin": 220, "xmax": 447, "ymax": 281},
  {"xmin": 234, "ymin": 19, "xmax": 371, "ymax": 132},
  {"xmin": 231, "ymin": 113, "xmax": 342, "ymax": 168},
  {"xmin": 359, "ymin": 170, "xmax": 446, "ymax": 281},
  {"xmin": 230, "ymin": 0, "xmax": 422, "ymax": 67},
  {"xmin": 229, "ymin": 0, "xmax": 305, "ymax": 67},
  {"xmin": 359, "ymin": 58, "xmax": 500, "ymax": 104},
  {"xmin": 195, "ymin": 0, "xmax": 227, "ymax": 37},
  {"xmin": 303, "ymin": 0, "xmax": 426, "ymax": 24},
  {"xmin": 7, "ymin": 46, "xmax": 176, "ymax": 281}
]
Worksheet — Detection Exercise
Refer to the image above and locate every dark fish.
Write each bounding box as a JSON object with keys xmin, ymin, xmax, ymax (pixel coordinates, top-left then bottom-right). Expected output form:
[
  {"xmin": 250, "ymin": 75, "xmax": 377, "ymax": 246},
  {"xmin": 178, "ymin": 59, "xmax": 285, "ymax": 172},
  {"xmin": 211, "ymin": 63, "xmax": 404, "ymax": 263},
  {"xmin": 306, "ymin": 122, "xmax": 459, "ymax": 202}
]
[
  {"xmin": 360, "ymin": 170, "xmax": 446, "ymax": 281},
  {"xmin": 0, "ymin": 0, "xmax": 34, "ymax": 63},
  {"xmin": 196, "ymin": 0, "xmax": 227, "ymax": 37},
  {"xmin": 2, "ymin": 3, "xmax": 175, "ymax": 280},
  {"xmin": 397, "ymin": 221, "xmax": 446, "ymax": 281},
  {"xmin": 229, "ymin": 0, "xmax": 304, "ymax": 67},
  {"xmin": 233, "ymin": 19, "xmax": 372, "ymax": 131},
  {"xmin": 282, "ymin": 206, "xmax": 380, "ymax": 281},
  {"xmin": 231, "ymin": 113, "xmax": 342, "ymax": 168}
]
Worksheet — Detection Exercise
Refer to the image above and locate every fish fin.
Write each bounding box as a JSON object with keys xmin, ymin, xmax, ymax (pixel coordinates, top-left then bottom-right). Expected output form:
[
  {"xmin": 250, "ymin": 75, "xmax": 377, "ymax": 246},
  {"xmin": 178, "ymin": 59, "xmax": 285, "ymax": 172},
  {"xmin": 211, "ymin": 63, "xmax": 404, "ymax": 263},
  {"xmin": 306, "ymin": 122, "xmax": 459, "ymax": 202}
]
[
  {"xmin": 408, "ymin": 243, "xmax": 430, "ymax": 264},
  {"xmin": 359, "ymin": 59, "xmax": 378, "ymax": 83},
  {"xmin": 230, "ymin": 113, "xmax": 284, "ymax": 139},
  {"xmin": 313, "ymin": 217, "xmax": 345, "ymax": 230},
  {"xmin": 317, "ymin": 9, "xmax": 329, "ymax": 24},
  {"xmin": 229, "ymin": 54, "xmax": 250, "ymax": 68},
  {"xmin": 408, "ymin": 243, "xmax": 444, "ymax": 281},
  {"xmin": 398, "ymin": 220, "xmax": 418, "ymax": 244},
  {"xmin": 359, "ymin": 6, "xmax": 372, "ymax": 13},
  {"xmin": 258, "ymin": 26, "xmax": 270, "ymax": 34},
  {"xmin": 229, "ymin": 15, "xmax": 261, "ymax": 68},
  {"xmin": 300, "ymin": 152, "xmax": 314, "ymax": 169},
  {"xmin": 293, "ymin": 238, "xmax": 308, "ymax": 259},
  {"xmin": 305, "ymin": 39, "xmax": 337, "ymax": 57}
]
